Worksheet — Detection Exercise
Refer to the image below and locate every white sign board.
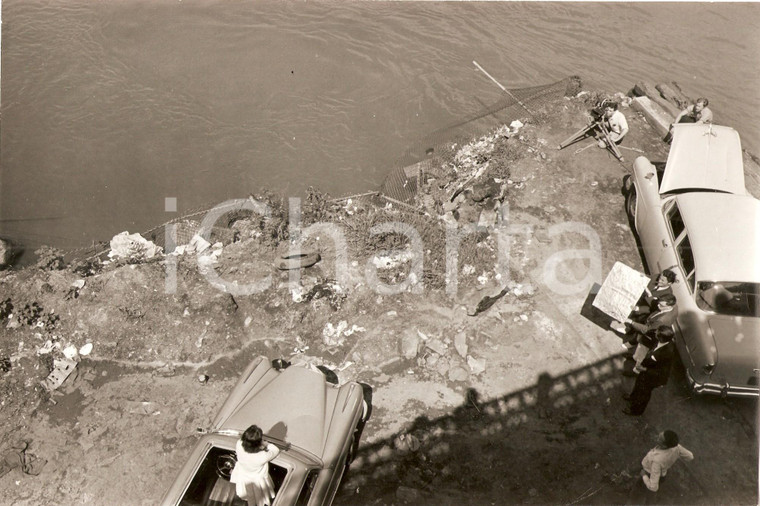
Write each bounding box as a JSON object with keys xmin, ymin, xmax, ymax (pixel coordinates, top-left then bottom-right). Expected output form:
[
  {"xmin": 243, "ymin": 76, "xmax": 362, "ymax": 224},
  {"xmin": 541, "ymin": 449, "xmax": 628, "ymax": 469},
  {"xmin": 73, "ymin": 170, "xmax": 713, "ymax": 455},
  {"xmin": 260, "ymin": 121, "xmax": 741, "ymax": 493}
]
[{"xmin": 592, "ymin": 262, "xmax": 650, "ymax": 322}]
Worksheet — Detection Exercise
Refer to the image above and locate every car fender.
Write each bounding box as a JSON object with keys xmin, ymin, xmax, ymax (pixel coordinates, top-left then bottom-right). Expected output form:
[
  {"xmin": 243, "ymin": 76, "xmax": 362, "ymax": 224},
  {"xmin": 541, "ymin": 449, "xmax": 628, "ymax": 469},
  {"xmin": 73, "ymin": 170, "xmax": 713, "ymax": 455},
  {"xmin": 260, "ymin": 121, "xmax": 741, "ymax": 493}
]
[
  {"xmin": 210, "ymin": 356, "xmax": 271, "ymax": 430},
  {"xmin": 675, "ymin": 309, "xmax": 718, "ymax": 379},
  {"xmin": 630, "ymin": 157, "xmax": 671, "ymax": 271}
]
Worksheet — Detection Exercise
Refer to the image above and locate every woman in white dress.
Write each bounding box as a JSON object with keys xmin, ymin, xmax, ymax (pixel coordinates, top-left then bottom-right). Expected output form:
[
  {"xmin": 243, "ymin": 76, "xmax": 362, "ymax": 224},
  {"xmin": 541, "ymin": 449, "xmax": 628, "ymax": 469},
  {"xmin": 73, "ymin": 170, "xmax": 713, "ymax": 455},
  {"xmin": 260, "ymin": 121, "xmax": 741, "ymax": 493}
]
[{"xmin": 229, "ymin": 425, "xmax": 280, "ymax": 506}]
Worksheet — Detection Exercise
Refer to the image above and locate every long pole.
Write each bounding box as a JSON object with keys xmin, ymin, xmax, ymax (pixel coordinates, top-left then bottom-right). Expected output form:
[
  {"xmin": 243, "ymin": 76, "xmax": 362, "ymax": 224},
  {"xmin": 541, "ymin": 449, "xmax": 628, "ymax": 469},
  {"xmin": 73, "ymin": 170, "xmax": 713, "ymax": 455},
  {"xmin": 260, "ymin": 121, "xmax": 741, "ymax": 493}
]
[{"xmin": 472, "ymin": 60, "xmax": 534, "ymax": 119}]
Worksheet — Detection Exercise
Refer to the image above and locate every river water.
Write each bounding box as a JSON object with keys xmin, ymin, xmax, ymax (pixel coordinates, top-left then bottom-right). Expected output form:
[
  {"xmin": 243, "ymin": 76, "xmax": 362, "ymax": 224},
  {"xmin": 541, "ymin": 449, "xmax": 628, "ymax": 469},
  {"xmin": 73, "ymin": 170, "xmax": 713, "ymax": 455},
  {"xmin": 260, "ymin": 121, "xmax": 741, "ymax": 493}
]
[{"xmin": 2, "ymin": 1, "xmax": 759, "ymax": 252}]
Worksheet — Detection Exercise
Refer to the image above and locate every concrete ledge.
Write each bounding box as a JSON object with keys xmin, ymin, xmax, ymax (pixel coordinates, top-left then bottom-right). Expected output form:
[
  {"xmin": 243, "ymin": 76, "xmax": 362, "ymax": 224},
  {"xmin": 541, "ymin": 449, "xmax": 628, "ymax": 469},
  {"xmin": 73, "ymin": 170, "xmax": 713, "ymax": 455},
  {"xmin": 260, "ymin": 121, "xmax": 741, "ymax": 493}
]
[{"xmin": 630, "ymin": 96, "xmax": 674, "ymax": 139}]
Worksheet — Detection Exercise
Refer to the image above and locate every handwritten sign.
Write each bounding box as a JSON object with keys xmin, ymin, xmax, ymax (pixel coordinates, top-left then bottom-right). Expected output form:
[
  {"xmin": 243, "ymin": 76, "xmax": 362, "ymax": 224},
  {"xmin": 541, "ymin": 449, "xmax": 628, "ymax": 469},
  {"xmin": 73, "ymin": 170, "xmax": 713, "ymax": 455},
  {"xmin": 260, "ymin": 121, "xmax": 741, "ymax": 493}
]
[{"xmin": 592, "ymin": 262, "xmax": 650, "ymax": 322}]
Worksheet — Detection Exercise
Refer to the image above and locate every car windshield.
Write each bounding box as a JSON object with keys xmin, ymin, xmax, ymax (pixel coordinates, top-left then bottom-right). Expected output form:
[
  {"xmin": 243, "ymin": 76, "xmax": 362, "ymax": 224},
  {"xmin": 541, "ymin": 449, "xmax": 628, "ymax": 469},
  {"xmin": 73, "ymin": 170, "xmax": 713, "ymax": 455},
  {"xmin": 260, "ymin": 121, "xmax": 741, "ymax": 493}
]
[{"xmin": 696, "ymin": 281, "xmax": 760, "ymax": 317}]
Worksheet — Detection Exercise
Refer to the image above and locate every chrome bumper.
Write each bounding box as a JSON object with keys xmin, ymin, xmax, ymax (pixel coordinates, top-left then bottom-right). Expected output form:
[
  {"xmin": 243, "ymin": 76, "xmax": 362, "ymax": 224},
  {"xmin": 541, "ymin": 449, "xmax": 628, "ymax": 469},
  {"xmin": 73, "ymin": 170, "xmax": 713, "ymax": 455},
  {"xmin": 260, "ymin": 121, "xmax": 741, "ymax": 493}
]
[{"xmin": 686, "ymin": 369, "xmax": 759, "ymax": 398}]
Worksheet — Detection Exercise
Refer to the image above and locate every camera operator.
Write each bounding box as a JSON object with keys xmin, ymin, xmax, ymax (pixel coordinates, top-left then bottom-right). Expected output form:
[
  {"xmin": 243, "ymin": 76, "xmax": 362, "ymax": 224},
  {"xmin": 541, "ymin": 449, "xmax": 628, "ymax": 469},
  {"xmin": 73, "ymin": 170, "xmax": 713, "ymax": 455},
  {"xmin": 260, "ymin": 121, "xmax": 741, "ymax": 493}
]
[{"xmin": 596, "ymin": 101, "xmax": 629, "ymax": 149}]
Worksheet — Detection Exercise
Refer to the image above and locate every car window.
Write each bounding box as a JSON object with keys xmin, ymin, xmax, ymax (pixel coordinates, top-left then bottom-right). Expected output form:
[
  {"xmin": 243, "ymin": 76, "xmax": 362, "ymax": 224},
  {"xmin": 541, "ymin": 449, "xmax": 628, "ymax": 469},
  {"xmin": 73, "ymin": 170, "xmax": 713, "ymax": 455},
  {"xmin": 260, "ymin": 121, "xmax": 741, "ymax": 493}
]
[
  {"xmin": 666, "ymin": 203, "xmax": 686, "ymax": 240},
  {"xmin": 675, "ymin": 235, "xmax": 695, "ymax": 292},
  {"xmin": 697, "ymin": 281, "xmax": 760, "ymax": 317},
  {"xmin": 180, "ymin": 446, "xmax": 288, "ymax": 506},
  {"xmin": 295, "ymin": 469, "xmax": 320, "ymax": 506}
]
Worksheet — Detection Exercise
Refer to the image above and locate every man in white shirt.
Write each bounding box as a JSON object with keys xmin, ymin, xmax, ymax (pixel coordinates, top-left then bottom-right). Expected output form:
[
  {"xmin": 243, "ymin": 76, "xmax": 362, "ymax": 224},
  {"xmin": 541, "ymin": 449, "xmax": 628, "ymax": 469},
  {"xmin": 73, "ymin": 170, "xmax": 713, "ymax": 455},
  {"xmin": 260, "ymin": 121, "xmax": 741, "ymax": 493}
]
[
  {"xmin": 640, "ymin": 430, "xmax": 694, "ymax": 492},
  {"xmin": 597, "ymin": 101, "xmax": 629, "ymax": 148}
]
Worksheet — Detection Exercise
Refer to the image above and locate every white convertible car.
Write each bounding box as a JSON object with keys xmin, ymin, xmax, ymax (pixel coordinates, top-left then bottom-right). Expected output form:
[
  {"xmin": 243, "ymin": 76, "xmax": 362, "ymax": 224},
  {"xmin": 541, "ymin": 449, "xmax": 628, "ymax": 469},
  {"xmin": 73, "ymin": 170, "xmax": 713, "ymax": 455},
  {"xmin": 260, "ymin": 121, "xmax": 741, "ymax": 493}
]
[{"xmin": 625, "ymin": 123, "xmax": 759, "ymax": 397}]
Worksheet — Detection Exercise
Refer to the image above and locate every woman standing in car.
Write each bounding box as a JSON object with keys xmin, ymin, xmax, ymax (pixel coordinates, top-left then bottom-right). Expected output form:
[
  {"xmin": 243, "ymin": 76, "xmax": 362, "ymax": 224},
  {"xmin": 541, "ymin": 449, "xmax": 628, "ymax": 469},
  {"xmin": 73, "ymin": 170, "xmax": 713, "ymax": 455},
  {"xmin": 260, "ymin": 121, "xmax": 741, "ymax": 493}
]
[{"xmin": 230, "ymin": 425, "xmax": 280, "ymax": 506}]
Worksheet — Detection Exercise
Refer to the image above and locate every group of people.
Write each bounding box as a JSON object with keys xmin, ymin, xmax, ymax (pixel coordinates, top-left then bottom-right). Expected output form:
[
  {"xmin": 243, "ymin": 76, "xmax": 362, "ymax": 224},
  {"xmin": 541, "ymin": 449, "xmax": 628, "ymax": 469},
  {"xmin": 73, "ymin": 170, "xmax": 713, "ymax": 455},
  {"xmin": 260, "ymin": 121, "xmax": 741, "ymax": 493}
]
[
  {"xmin": 610, "ymin": 268, "xmax": 679, "ymax": 415},
  {"xmin": 595, "ymin": 96, "xmax": 712, "ymax": 149},
  {"xmin": 608, "ymin": 268, "xmax": 695, "ymax": 495}
]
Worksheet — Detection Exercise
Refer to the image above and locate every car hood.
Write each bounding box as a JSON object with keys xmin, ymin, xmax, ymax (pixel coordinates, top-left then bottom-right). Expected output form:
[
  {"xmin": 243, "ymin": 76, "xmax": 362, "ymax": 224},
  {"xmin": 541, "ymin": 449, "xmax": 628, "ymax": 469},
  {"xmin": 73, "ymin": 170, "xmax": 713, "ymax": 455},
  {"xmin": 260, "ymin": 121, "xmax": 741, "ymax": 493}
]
[
  {"xmin": 661, "ymin": 124, "xmax": 745, "ymax": 195},
  {"xmin": 224, "ymin": 365, "xmax": 329, "ymax": 459},
  {"xmin": 709, "ymin": 316, "xmax": 760, "ymax": 384}
]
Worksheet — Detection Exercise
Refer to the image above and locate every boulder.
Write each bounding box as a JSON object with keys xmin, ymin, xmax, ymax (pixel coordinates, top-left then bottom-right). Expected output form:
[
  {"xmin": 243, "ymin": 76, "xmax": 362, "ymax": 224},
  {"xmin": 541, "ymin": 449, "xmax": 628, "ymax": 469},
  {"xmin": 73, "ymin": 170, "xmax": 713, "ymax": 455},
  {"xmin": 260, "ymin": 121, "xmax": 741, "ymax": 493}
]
[
  {"xmin": 0, "ymin": 238, "xmax": 17, "ymax": 268},
  {"xmin": 631, "ymin": 81, "xmax": 680, "ymax": 118},
  {"xmin": 400, "ymin": 330, "xmax": 420, "ymax": 359},
  {"xmin": 655, "ymin": 82, "xmax": 692, "ymax": 110}
]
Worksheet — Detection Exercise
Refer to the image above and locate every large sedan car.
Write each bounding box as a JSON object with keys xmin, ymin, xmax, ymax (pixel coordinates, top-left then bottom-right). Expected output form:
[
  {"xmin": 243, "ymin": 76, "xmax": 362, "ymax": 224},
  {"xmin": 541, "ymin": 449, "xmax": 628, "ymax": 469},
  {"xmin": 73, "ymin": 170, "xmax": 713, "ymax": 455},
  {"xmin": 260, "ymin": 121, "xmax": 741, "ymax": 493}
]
[
  {"xmin": 161, "ymin": 357, "xmax": 371, "ymax": 506},
  {"xmin": 625, "ymin": 123, "xmax": 759, "ymax": 397}
]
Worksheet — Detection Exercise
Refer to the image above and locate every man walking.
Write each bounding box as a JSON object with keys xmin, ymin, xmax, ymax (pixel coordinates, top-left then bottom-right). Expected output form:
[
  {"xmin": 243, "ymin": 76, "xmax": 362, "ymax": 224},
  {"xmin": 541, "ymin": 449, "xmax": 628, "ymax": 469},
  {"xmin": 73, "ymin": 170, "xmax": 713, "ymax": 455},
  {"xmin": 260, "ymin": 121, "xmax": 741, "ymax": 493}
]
[
  {"xmin": 622, "ymin": 330, "xmax": 675, "ymax": 415},
  {"xmin": 640, "ymin": 431, "xmax": 694, "ymax": 492}
]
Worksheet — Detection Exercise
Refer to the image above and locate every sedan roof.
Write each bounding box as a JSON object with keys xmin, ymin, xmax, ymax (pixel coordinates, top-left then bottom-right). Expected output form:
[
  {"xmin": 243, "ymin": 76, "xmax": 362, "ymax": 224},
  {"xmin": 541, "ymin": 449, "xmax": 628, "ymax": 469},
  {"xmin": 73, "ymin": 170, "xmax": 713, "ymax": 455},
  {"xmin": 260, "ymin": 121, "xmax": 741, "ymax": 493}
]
[
  {"xmin": 662, "ymin": 124, "xmax": 746, "ymax": 195},
  {"xmin": 677, "ymin": 192, "xmax": 760, "ymax": 283}
]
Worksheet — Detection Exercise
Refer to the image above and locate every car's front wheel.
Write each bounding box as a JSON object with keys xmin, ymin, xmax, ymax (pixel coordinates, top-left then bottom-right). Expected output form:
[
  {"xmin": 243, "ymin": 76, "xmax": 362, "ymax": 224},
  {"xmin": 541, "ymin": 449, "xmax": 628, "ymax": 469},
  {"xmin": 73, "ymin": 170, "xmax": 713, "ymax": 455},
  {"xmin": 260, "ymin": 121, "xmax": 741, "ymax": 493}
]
[{"xmin": 625, "ymin": 185, "xmax": 637, "ymax": 220}]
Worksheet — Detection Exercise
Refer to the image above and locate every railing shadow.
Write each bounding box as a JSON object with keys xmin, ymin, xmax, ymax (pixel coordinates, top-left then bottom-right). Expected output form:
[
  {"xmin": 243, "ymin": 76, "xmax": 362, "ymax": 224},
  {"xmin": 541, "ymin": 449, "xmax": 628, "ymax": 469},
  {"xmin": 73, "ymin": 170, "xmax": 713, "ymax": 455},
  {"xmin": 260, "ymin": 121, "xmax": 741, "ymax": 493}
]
[{"xmin": 335, "ymin": 352, "xmax": 757, "ymax": 505}]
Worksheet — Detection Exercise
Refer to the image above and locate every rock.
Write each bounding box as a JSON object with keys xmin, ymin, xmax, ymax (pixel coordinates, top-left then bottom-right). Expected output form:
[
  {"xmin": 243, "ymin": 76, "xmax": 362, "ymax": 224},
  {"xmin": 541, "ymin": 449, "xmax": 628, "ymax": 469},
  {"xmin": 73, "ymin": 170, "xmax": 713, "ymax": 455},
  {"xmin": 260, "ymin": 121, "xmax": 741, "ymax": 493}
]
[
  {"xmin": 467, "ymin": 356, "xmax": 486, "ymax": 375},
  {"xmin": 0, "ymin": 238, "xmax": 16, "ymax": 268},
  {"xmin": 442, "ymin": 201, "xmax": 459, "ymax": 213},
  {"xmin": 448, "ymin": 366, "xmax": 469, "ymax": 382},
  {"xmin": 454, "ymin": 331, "xmax": 468, "ymax": 358},
  {"xmin": 400, "ymin": 330, "xmax": 420, "ymax": 359},
  {"xmin": 655, "ymin": 82, "xmax": 692, "ymax": 110},
  {"xmin": 631, "ymin": 81, "xmax": 680, "ymax": 117},
  {"xmin": 425, "ymin": 338, "xmax": 447, "ymax": 356},
  {"xmin": 436, "ymin": 358, "xmax": 451, "ymax": 377},
  {"xmin": 210, "ymin": 292, "xmax": 238, "ymax": 315}
]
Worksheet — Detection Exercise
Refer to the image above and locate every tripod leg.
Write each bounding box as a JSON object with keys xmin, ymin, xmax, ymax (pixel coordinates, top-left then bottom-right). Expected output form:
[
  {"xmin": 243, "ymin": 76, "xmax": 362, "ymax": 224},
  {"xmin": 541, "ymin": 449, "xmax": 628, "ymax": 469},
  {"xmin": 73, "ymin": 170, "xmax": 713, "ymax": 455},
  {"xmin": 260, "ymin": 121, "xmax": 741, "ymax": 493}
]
[
  {"xmin": 558, "ymin": 123, "xmax": 597, "ymax": 150},
  {"xmin": 599, "ymin": 124, "xmax": 625, "ymax": 161}
]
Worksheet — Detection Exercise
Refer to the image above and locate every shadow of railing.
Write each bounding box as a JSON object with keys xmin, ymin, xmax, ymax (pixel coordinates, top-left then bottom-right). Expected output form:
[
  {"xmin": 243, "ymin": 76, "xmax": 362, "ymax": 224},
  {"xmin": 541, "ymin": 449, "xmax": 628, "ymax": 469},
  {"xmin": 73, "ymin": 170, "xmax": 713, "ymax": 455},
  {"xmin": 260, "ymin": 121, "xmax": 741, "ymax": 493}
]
[
  {"xmin": 335, "ymin": 352, "xmax": 757, "ymax": 505},
  {"xmin": 335, "ymin": 353, "xmax": 633, "ymax": 505}
]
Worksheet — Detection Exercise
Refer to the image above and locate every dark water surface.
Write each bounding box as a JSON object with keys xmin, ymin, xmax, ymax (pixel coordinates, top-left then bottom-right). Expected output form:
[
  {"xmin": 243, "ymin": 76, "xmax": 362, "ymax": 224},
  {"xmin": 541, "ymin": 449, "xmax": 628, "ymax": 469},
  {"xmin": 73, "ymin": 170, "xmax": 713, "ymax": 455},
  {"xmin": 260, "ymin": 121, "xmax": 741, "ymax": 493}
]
[{"xmin": 2, "ymin": 1, "xmax": 759, "ymax": 251}]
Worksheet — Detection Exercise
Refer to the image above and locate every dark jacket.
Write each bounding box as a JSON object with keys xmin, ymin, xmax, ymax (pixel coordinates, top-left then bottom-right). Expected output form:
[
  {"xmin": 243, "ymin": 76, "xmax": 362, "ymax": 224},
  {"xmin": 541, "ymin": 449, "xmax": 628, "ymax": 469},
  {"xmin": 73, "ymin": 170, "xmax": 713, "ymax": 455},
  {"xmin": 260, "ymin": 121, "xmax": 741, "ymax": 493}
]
[{"xmin": 640, "ymin": 342, "xmax": 676, "ymax": 387}]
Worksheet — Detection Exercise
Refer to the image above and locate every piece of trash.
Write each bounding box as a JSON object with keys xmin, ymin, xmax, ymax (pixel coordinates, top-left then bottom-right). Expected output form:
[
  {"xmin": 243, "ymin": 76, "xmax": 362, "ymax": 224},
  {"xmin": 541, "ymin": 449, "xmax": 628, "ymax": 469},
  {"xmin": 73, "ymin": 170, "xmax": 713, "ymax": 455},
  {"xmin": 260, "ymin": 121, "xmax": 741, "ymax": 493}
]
[
  {"xmin": 62, "ymin": 345, "xmax": 79, "ymax": 360},
  {"xmin": 469, "ymin": 286, "xmax": 509, "ymax": 316},
  {"xmin": 394, "ymin": 433, "xmax": 420, "ymax": 452},
  {"xmin": 509, "ymin": 120, "xmax": 524, "ymax": 133},
  {"xmin": 79, "ymin": 343, "xmax": 93, "ymax": 356},
  {"xmin": 125, "ymin": 400, "xmax": 160, "ymax": 415},
  {"xmin": 108, "ymin": 231, "xmax": 163, "ymax": 261},
  {"xmin": 37, "ymin": 340, "xmax": 55, "ymax": 355},
  {"xmin": 41, "ymin": 358, "xmax": 78, "ymax": 392}
]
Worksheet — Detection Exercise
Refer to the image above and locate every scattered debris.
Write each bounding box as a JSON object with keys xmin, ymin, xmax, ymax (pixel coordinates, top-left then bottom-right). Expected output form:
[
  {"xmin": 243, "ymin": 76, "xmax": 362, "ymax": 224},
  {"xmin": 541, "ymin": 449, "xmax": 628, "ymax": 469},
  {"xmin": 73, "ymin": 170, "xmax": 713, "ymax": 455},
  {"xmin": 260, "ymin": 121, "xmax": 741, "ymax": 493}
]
[
  {"xmin": 468, "ymin": 286, "xmax": 509, "ymax": 316},
  {"xmin": 108, "ymin": 231, "xmax": 162, "ymax": 261},
  {"xmin": 41, "ymin": 358, "xmax": 78, "ymax": 392},
  {"xmin": 323, "ymin": 320, "xmax": 365, "ymax": 346},
  {"xmin": 467, "ymin": 355, "xmax": 486, "ymax": 375}
]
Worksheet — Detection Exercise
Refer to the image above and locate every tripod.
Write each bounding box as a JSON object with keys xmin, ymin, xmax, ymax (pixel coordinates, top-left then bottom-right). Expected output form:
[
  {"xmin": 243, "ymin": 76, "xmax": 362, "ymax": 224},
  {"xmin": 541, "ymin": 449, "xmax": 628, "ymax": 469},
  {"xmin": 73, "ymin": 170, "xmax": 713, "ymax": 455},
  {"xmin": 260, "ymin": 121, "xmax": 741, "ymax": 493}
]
[{"xmin": 558, "ymin": 117, "xmax": 624, "ymax": 162}]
